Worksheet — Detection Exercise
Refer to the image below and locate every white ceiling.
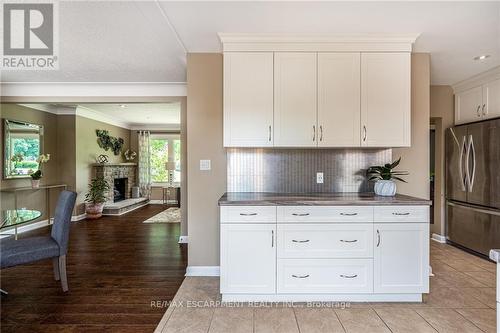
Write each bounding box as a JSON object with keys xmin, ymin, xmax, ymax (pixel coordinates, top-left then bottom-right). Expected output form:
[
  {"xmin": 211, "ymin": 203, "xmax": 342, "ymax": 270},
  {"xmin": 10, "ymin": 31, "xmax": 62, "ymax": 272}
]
[{"xmin": 2, "ymin": 1, "xmax": 499, "ymax": 85}]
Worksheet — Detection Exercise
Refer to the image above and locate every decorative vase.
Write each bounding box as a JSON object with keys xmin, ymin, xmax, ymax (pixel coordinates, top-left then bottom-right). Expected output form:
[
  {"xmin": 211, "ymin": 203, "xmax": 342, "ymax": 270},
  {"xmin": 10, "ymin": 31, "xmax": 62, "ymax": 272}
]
[
  {"xmin": 85, "ymin": 203, "xmax": 105, "ymax": 219},
  {"xmin": 374, "ymin": 180, "xmax": 397, "ymax": 196},
  {"xmin": 31, "ymin": 179, "xmax": 40, "ymax": 188}
]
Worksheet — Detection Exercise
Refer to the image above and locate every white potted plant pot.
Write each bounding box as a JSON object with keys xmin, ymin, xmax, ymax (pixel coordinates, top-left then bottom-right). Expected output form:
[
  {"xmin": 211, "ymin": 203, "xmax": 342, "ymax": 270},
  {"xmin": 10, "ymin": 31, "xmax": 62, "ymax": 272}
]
[
  {"xmin": 374, "ymin": 180, "xmax": 397, "ymax": 196},
  {"xmin": 85, "ymin": 203, "xmax": 105, "ymax": 219},
  {"xmin": 31, "ymin": 179, "xmax": 40, "ymax": 188}
]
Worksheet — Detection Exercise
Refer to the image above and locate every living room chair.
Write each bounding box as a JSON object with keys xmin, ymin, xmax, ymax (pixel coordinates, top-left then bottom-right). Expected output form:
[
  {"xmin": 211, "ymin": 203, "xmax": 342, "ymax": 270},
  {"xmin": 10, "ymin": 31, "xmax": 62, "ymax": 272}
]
[{"xmin": 0, "ymin": 190, "xmax": 77, "ymax": 292}]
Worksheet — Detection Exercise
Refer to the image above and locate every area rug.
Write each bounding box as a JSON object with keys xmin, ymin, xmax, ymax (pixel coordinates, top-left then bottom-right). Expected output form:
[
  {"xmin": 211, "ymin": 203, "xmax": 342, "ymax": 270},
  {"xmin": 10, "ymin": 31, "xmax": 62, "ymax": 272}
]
[{"xmin": 143, "ymin": 208, "xmax": 181, "ymax": 223}]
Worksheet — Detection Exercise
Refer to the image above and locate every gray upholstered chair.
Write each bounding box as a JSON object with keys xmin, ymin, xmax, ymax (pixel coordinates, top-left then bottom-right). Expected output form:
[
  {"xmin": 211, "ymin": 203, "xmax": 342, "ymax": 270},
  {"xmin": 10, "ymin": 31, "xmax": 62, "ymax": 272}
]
[{"xmin": 0, "ymin": 190, "xmax": 77, "ymax": 292}]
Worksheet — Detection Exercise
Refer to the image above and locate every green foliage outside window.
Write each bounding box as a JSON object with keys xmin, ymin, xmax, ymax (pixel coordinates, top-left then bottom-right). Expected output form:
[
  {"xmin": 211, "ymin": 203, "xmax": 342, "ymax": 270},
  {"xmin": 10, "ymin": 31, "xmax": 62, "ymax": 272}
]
[{"xmin": 150, "ymin": 139, "xmax": 168, "ymax": 182}]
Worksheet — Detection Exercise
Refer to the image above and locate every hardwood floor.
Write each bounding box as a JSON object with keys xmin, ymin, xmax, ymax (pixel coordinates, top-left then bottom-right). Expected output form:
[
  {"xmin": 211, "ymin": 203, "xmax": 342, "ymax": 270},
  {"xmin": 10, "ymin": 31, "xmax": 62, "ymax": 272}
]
[{"xmin": 0, "ymin": 204, "xmax": 187, "ymax": 333}]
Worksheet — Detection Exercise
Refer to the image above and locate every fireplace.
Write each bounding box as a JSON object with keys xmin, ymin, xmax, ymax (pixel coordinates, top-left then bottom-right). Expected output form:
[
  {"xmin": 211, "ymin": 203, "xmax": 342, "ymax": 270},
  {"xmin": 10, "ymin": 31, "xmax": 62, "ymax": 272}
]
[{"xmin": 113, "ymin": 178, "xmax": 127, "ymax": 202}]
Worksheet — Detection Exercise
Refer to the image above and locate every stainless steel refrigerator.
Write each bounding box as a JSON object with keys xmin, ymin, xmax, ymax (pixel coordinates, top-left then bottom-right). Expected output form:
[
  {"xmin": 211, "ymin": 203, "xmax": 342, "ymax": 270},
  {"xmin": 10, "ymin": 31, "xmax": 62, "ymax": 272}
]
[{"xmin": 446, "ymin": 118, "xmax": 500, "ymax": 256}]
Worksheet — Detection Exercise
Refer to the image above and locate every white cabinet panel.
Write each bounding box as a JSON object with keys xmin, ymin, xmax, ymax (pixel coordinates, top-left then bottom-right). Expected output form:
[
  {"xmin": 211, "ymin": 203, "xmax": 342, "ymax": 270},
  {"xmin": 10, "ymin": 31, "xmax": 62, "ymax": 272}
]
[
  {"xmin": 374, "ymin": 223, "xmax": 429, "ymax": 293},
  {"xmin": 220, "ymin": 224, "xmax": 276, "ymax": 294},
  {"xmin": 277, "ymin": 224, "xmax": 373, "ymax": 258},
  {"xmin": 373, "ymin": 206, "xmax": 430, "ymax": 223},
  {"xmin": 277, "ymin": 259, "xmax": 373, "ymax": 293},
  {"xmin": 318, "ymin": 53, "xmax": 361, "ymax": 147},
  {"xmin": 274, "ymin": 53, "xmax": 317, "ymax": 147},
  {"xmin": 483, "ymin": 78, "xmax": 500, "ymax": 120},
  {"xmin": 223, "ymin": 52, "xmax": 274, "ymax": 147},
  {"xmin": 361, "ymin": 53, "xmax": 411, "ymax": 147},
  {"xmin": 277, "ymin": 206, "xmax": 373, "ymax": 223},
  {"xmin": 220, "ymin": 206, "xmax": 276, "ymax": 223},
  {"xmin": 455, "ymin": 86, "xmax": 483, "ymax": 125}
]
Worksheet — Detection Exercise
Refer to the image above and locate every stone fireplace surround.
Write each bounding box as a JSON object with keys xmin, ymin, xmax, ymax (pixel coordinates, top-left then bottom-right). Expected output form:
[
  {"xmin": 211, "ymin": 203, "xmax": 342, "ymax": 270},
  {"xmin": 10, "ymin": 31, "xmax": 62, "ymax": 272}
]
[{"xmin": 92, "ymin": 163, "xmax": 137, "ymax": 204}]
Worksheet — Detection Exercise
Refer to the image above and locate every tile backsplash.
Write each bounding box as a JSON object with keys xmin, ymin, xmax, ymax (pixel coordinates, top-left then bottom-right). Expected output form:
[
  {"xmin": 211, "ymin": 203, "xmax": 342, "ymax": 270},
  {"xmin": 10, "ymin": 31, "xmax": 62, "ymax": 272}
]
[{"xmin": 227, "ymin": 148, "xmax": 392, "ymax": 193}]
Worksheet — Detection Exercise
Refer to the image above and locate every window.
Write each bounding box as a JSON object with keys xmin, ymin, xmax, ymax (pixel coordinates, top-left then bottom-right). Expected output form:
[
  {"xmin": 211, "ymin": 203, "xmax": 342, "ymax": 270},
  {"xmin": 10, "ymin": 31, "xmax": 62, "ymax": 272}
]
[{"xmin": 150, "ymin": 134, "xmax": 181, "ymax": 185}]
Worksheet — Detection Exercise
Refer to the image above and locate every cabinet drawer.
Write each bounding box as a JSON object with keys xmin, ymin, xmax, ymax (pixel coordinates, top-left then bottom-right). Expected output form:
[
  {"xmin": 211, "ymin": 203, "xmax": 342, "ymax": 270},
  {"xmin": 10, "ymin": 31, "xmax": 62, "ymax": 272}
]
[
  {"xmin": 277, "ymin": 206, "xmax": 373, "ymax": 223},
  {"xmin": 374, "ymin": 206, "xmax": 429, "ymax": 223},
  {"xmin": 277, "ymin": 224, "xmax": 373, "ymax": 258},
  {"xmin": 220, "ymin": 206, "xmax": 276, "ymax": 223},
  {"xmin": 277, "ymin": 259, "xmax": 373, "ymax": 293}
]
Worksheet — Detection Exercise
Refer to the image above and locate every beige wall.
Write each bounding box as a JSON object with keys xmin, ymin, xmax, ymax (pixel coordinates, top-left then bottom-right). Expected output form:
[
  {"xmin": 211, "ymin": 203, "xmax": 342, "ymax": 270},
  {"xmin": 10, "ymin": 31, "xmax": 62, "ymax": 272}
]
[
  {"xmin": 393, "ymin": 53, "xmax": 431, "ymax": 201},
  {"xmin": 430, "ymin": 86, "xmax": 454, "ymax": 236},
  {"xmin": 187, "ymin": 53, "xmax": 226, "ymax": 266},
  {"xmin": 0, "ymin": 104, "xmax": 71, "ymax": 219},
  {"xmin": 75, "ymin": 115, "xmax": 131, "ymax": 215}
]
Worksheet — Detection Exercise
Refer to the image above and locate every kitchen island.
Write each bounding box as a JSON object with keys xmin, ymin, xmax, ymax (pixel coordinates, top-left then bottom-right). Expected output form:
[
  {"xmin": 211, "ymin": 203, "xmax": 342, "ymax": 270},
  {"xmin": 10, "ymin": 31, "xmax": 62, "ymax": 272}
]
[{"xmin": 218, "ymin": 192, "xmax": 431, "ymax": 302}]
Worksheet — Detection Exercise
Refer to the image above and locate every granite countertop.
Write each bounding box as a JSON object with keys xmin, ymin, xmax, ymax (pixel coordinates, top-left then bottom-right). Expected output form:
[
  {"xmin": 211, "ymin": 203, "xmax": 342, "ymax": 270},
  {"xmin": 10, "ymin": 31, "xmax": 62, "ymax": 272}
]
[
  {"xmin": 489, "ymin": 250, "xmax": 500, "ymax": 263},
  {"xmin": 218, "ymin": 192, "xmax": 431, "ymax": 206}
]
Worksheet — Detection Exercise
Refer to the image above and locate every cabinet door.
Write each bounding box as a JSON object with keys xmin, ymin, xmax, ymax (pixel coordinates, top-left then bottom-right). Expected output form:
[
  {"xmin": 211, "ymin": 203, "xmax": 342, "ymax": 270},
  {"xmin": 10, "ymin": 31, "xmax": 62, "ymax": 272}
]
[
  {"xmin": 482, "ymin": 79, "xmax": 500, "ymax": 120},
  {"xmin": 318, "ymin": 53, "xmax": 361, "ymax": 147},
  {"xmin": 455, "ymin": 86, "xmax": 483, "ymax": 125},
  {"xmin": 374, "ymin": 223, "xmax": 429, "ymax": 294},
  {"xmin": 361, "ymin": 53, "xmax": 411, "ymax": 147},
  {"xmin": 223, "ymin": 52, "xmax": 274, "ymax": 147},
  {"xmin": 220, "ymin": 224, "xmax": 276, "ymax": 294},
  {"xmin": 274, "ymin": 53, "xmax": 317, "ymax": 147}
]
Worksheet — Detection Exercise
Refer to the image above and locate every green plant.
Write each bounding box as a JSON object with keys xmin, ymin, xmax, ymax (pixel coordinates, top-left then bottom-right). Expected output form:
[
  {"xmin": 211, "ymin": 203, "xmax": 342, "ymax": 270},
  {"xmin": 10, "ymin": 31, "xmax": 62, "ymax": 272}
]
[
  {"xmin": 85, "ymin": 177, "xmax": 110, "ymax": 204},
  {"xmin": 367, "ymin": 157, "xmax": 409, "ymax": 183},
  {"xmin": 30, "ymin": 169, "xmax": 42, "ymax": 180}
]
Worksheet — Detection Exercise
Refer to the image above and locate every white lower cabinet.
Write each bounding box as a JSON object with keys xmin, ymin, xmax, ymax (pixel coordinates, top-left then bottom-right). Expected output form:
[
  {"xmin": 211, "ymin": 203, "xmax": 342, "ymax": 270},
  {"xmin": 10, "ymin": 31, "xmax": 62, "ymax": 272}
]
[
  {"xmin": 373, "ymin": 223, "xmax": 429, "ymax": 294},
  {"xmin": 278, "ymin": 259, "xmax": 373, "ymax": 293},
  {"xmin": 220, "ymin": 223, "xmax": 276, "ymax": 294}
]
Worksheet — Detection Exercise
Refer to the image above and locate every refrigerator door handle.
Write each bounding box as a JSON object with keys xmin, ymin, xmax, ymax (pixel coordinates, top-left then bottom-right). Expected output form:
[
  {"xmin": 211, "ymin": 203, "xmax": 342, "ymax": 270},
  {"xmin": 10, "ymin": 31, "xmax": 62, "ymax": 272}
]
[
  {"xmin": 467, "ymin": 135, "xmax": 476, "ymax": 192},
  {"xmin": 447, "ymin": 201, "xmax": 500, "ymax": 216},
  {"xmin": 459, "ymin": 135, "xmax": 467, "ymax": 191}
]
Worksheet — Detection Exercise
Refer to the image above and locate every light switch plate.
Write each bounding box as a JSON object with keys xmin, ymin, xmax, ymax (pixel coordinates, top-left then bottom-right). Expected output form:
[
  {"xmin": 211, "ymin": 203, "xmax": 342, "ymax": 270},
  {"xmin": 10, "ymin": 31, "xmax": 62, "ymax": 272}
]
[
  {"xmin": 316, "ymin": 172, "xmax": 324, "ymax": 184},
  {"xmin": 200, "ymin": 159, "xmax": 211, "ymax": 171}
]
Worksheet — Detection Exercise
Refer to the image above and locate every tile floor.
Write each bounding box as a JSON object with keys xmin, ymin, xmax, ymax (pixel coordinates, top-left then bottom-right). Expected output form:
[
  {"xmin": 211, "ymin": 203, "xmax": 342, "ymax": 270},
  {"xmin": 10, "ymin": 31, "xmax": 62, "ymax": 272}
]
[{"xmin": 155, "ymin": 242, "xmax": 497, "ymax": 333}]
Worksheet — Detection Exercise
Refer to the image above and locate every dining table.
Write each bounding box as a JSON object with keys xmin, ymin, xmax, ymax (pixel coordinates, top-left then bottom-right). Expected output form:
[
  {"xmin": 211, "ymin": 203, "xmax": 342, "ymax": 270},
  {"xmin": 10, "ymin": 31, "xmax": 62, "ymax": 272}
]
[{"xmin": 1, "ymin": 209, "xmax": 42, "ymax": 240}]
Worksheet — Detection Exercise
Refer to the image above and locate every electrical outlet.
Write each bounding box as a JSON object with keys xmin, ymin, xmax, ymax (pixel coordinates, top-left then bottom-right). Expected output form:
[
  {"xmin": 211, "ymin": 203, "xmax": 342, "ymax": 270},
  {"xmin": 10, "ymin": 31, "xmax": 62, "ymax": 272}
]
[
  {"xmin": 200, "ymin": 159, "xmax": 211, "ymax": 171},
  {"xmin": 316, "ymin": 172, "xmax": 324, "ymax": 184}
]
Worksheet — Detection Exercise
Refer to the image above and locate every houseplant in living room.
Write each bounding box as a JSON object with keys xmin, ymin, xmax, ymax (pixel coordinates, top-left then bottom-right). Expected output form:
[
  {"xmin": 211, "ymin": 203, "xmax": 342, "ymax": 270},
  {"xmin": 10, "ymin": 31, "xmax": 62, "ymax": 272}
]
[
  {"xmin": 85, "ymin": 177, "xmax": 110, "ymax": 219},
  {"xmin": 29, "ymin": 154, "xmax": 50, "ymax": 188},
  {"xmin": 367, "ymin": 157, "xmax": 408, "ymax": 196}
]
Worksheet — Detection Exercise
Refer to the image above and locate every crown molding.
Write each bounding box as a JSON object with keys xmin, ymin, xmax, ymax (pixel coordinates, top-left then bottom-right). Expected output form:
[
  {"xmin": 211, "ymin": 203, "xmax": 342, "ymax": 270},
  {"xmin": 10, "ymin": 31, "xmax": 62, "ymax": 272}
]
[
  {"xmin": 452, "ymin": 66, "xmax": 500, "ymax": 93},
  {"xmin": 218, "ymin": 33, "xmax": 420, "ymax": 52},
  {"xmin": 0, "ymin": 82, "xmax": 187, "ymax": 98}
]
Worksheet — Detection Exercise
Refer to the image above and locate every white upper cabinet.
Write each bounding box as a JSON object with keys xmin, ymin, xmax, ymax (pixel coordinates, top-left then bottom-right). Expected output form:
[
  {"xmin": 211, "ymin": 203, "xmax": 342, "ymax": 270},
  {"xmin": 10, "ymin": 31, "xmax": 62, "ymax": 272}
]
[
  {"xmin": 482, "ymin": 78, "xmax": 500, "ymax": 120},
  {"xmin": 361, "ymin": 53, "xmax": 411, "ymax": 147},
  {"xmin": 318, "ymin": 53, "xmax": 361, "ymax": 147},
  {"xmin": 455, "ymin": 86, "xmax": 483, "ymax": 124},
  {"xmin": 274, "ymin": 53, "xmax": 318, "ymax": 147},
  {"xmin": 223, "ymin": 52, "xmax": 274, "ymax": 147}
]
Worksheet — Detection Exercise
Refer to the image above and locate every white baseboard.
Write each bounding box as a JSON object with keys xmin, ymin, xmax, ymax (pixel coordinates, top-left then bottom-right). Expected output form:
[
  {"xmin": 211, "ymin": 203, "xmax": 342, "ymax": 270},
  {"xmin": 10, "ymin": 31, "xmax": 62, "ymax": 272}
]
[
  {"xmin": 72, "ymin": 213, "xmax": 87, "ymax": 221},
  {"xmin": 178, "ymin": 235, "xmax": 188, "ymax": 244},
  {"xmin": 185, "ymin": 266, "xmax": 220, "ymax": 277},
  {"xmin": 431, "ymin": 233, "xmax": 447, "ymax": 244},
  {"xmin": 222, "ymin": 293, "xmax": 422, "ymax": 302},
  {"xmin": 149, "ymin": 199, "xmax": 164, "ymax": 205}
]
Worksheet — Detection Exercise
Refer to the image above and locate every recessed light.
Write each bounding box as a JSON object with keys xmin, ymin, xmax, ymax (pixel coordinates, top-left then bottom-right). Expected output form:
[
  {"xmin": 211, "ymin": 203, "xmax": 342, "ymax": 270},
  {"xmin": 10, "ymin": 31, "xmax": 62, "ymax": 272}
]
[
  {"xmin": 473, "ymin": 55, "xmax": 490, "ymax": 61},
  {"xmin": 120, "ymin": 104, "xmax": 127, "ymax": 108}
]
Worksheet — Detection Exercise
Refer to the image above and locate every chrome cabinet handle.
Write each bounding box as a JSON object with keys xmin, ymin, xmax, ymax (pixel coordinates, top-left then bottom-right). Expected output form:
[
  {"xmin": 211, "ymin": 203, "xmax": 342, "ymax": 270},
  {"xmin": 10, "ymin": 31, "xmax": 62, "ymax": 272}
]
[
  {"xmin": 376, "ymin": 230, "xmax": 381, "ymax": 247},
  {"xmin": 292, "ymin": 239, "xmax": 310, "ymax": 243},
  {"xmin": 239, "ymin": 213, "xmax": 257, "ymax": 216},
  {"xmin": 476, "ymin": 105, "xmax": 481, "ymax": 117},
  {"xmin": 319, "ymin": 125, "xmax": 323, "ymax": 142},
  {"xmin": 292, "ymin": 213, "xmax": 310, "ymax": 216},
  {"xmin": 292, "ymin": 274, "xmax": 309, "ymax": 279},
  {"xmin": 268, "ymin": 125, "xmax": 272, "ymax": 142},
  {"xmin": 363, "ymin": 125, "xmax": 367, "ymax": 142},
  {"xmin": 312, "ymin": 125, "xmax": 316, "ymax": 142},
  {"xmin": 271, "ymin": 230, "xmax": 274, "ymax": 248},
  {"xmin": 340, "ymin": 239, "xmax": 358, "ymax": 243},
  {"xmin": 392, "ymin": 212, "xmax": 410, "ymax": 216},
  {"xmin": 340, "ymin": 212, "xmax": 358, "ymax": 216},
  {"xmin": 340, "ymin": 274, "xmax": 358, "ymax": 279},
  {"xmin": 482, "ymin": 104, "xmax": 486, "ymax": 115}
]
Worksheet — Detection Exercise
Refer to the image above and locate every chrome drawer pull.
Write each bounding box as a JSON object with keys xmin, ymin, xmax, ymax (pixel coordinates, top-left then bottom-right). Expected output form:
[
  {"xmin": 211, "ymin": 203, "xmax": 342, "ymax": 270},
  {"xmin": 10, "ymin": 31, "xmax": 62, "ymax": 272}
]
[
  {"xmin": 340, "ymin": 212, "xmax": 358, "ymax": 216},
  {"xmin": 340, "ymin": 239, "xmax": 358, "ymax": 243},
  {"xmin": 292, "ymin": 213, "xmax": 310, "ymax": 216},
  {"xmin": 340, "ymin": 274, "xmax": 358, "ymax": 279},
  {"xmin": 392, "ymin": 212, "xmax": 410, "ymax": 216},
  {"xmin": 239, "ymin": 213, "xmax": 257, "ymax": 216},
  {"xmin": 292, "ymin": 239, "xmax": 310, "ymax": 243},
  {"xmin": 292, "ymin": 274, "xmax": 310, "ymax": 279}
]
